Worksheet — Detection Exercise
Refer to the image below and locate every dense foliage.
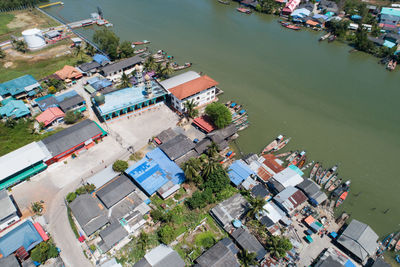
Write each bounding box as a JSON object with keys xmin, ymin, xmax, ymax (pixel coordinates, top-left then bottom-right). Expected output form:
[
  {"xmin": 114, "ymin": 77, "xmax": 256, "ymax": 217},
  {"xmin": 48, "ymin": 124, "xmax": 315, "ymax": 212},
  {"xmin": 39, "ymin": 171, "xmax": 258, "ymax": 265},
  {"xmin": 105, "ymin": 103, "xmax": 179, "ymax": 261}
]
[
  {"xmin": 93, "ymin": 29, "xmax": 135, "ymax": 60},
  {"xmin": 66, "ymin": 184, "xmax": 96, "ymax": 203},
  {"xmin": 112, "ymin": 160, "xmax": 129, "ymax": 172},
  {"xmin": 0, "ymin": 0, "xmax": 48, "ymax": 10},
  {"xmin": 64, "ymin": 110, "xmax": 82, "ymax": 125},
  {"xmin": 205, "ymin": 102, "xmax": 232, "ymax": 129},
  {"xmin": 265, "ymin": 235, "xmax": 293, "ymax": 258},
  {"xmin": 30, "ymin": 241, "xmax": 59, "ymax": 264}
]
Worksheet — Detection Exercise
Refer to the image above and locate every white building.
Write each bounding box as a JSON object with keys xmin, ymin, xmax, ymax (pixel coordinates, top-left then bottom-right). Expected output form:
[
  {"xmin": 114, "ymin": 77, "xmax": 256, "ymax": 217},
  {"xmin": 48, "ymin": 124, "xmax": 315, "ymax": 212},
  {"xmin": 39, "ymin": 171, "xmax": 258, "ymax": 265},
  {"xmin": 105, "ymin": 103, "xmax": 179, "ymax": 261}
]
[
  {"xmin": 0, "ymin": 190, "xmax": 20, "ymax": 231},
  {"xmin": 161, "ymin": 71, "xmax": 218, "ymax": 113}
]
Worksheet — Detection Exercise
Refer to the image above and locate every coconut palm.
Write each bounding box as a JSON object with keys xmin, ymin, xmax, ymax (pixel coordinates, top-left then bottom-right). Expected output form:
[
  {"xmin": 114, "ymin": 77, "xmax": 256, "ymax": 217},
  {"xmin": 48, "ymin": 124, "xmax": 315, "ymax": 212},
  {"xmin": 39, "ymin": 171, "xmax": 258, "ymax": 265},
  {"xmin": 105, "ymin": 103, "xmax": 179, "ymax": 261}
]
[
  {"xmin": 207, "ymin": 142, "xmax": 220, "ymax": 159},
  {"xmin": 144, "ymin": 56, "xmax": 157, "ymax": 71},
  {"xmin": 182, "ymin": 158, "xmax": 202, "ymax": 183},
  {"xmin": 202, "ymin": 158, "xmax": 220, "ymax": 179},
  {"xmin": 265, "ymin": 235, "xmax": 293, "ymax": 259},
  {"xmin": 31, "ymin": 202, "xmax": 43, "ymax": 215},
  {"xmin": 238, "ymin": 250, "xmax": 258, "ymax": 267},
  {"xmin": 246, "ymin": 197, "xmax": 266, "ymax": 220},
  {"xmin": 85, "ymin": 44, "xmax": 96, "ymax": 56},
  {"xmin": 161, "ymin": 62, "xmax": 174, "ymax": 78},
  {"xmin": 183, "ymin": 99, "xmax": 199, "ymax": 119},
  {"xmin": 74, "ymin": 45, "xmax": 84, "ymax": 62},
  {"xmin": 119, "ymin": 72, "xmax": 132, "ymax": 88}
]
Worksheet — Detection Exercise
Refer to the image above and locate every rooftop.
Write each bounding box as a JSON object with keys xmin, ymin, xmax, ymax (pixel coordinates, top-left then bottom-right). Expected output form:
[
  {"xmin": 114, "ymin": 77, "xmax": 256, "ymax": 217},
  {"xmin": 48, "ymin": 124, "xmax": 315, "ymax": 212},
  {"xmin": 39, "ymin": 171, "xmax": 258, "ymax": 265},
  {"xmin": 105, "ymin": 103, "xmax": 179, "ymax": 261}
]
[
  {"xmin": 195, "ymin": 238, "xmax": 240, "ymax": 267},
  {"xmin": 0, "ymin": 254, "xmax": 20, "ymax": 267},
  {"xmin": 58, "ymin": 94, "xmax": 85, "ymax": 112},
  {"xmin": 231, "ymin": 228, "xmax": 267, "ymax": 261},
  {"xmin": 381, "ymin": 7, "xmax": 400, "ymax": 17},
  {"xmin": 133, "ymin": 244, "xmax": 185, "ymax": 267},
  {"xmin": 0, "ymin": 141, "xmax": 51, "ymax": 181},
  {"xmin": 0, "ymin": 190, "xmax": 17, "ymax": 221},
  {"xmin": 69, "ymin": 194, "xmax": 108, "ymax": 236},
  {"xmin": 95, "ymin": 80, "xmax": 168, "ymax": 116},
  {"xmin": 41, "ymin": 119, "xmax": 104, "ymax": 157},
  {"xmin": 262, "ymin": 202, "xmax": 286, "ymax": 224},
  {"xmin": 96, "ymin": 174, "xmax": 138, "ymax": 209},
  {"xmin": 168, "ymin": 75, "xmax": 218, "ymax": 100},
  {"xmin": 228, "ymin": 160, "xmax": 255, "ymax": 186},
  {"xmin": 100, "ymin": 56, "xmax": 143, "ymax": 76},
  {"xmin": 55, "ymin": 65, "xmax": 82, "ymax": 80},
  {"xmin": 272, "ymin": 165, "xmax": 304, "ymax": 189},
  {"xmin": 193, "ymin": 115, "xmax": 216, "ymax": 133},
  {"xmin": 159, "ymin": 134, "xmax": 195, "ymax": 161},
  {"xmin": 0, "ymin": 99, "xmax": 30, "ymax": 119},
  {"xmin": 78, "ymin": 61, "xmax": 101, "ymax": 72},
  {"xmin": 251, "ymin": 184, "xmax": 270, "ymax": 199},
  {"xmin": 86, "ymin": 166, "xmax": 119, "ymax": 189},
  {"xmin": 210, "ymin": 193, "xmax": 248, "ymax": 231},
  {"xmin": 126, "ymin": 148, "xmax": 185, "ymax": 196},
  {"xmin": 99, "ymin": 222, "xmax": 128, "ymax": 252},
  {"xmin": 273, "ymin": 186, "xmax": 307, "ymax": 213},
  {"xmin": 0, "ymin": 75, "xmax": 39, "ymax": 97},
  {"xmin": 159, "ymin": 71, "xmax": 200, "ymax": 90},
  {"xmin": 337, "ymin": 219, "xmax": 379, "ymax": 262},
  {"xmin": 93, "ymin": 54, "xmax": 111, "ymax": 65},
  {"xmin": 35, "ymin": 107, "xmax": 65, "ymax": 127},
  {"xmin": 156, "ymin": 128, "xmax": 178, "ymax": 144}
]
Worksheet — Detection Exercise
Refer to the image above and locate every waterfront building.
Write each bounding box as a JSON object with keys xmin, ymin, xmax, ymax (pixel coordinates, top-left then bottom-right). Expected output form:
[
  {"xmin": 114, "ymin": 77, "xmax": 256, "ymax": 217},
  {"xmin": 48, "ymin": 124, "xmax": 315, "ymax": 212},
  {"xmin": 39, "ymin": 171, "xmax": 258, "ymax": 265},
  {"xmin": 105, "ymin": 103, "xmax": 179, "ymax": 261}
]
[
  {"xmin": 0, "ymin": 75, "xmax": 41, "ymax": 99},
  {"xmin": 100, "ymin": 55, "xmax": 143, "ymax": 82},
  {"xmin": 273, "ymin": 186, "xmax": 308, "ymax": 215},
  {"xmin": 282, "ymin": 0, "xmax": 301, "ymax": 15},
  {"xmin": 0, "ymin": 98, "xmax": 30, "ymax": 119},
  {"xmin": 337, "ymin": 219, "xmax": 379, "ymax": 263},
  {"xmin": 296, "ymin": 178, "xmax": 328, "ymax": 206},
  {"xmin": 35, "ymin": 107, "xmax": 65, "ymax": 128},
  {"xmin": 380, "ymin": 7, "xmax": 400, "ymax": 27},
  {"xmin": 92, "ymin": 74, "xmax": 168, "ymax": 121},
  {"xmin": 267, "ymin": 165, "xmax": 304, "ymax": 193},
  {"xmin": 0, "ymin": 142, "xmax": 51, "ymax": 190},
  {"xmin": 228, "ymin": 160, "xmax": 256, "ymax": 187},
  {"xmin": 315, "ymin": 247, "xmax": 357, "ymax": 267},
  {"xmin": 41, "ymin": 119, "xmax": 107, "ymax": 165},
  {"xmin": 0, "ymin": 189, "xmax": 20, "ymax": 231},
  {"xmin": 167, "ymin": 74, "xmax": 219, "ymax": 113}
]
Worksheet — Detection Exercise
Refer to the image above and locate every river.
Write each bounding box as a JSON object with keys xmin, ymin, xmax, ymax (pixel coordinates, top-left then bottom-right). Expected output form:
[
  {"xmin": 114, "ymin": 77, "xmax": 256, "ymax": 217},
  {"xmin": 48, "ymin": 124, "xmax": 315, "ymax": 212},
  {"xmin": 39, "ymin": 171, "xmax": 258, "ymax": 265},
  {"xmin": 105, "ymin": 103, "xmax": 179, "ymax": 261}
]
[{"xmin": 46, "ymin": 0, "xmax": 400, "ymax": 236}]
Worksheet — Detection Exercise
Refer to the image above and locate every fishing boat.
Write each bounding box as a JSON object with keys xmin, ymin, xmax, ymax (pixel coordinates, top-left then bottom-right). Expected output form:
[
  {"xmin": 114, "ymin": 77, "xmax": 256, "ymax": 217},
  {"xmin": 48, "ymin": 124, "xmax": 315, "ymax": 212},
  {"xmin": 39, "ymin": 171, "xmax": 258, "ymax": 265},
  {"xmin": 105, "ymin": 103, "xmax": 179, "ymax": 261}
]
[
  {"xmin": 301, "ymin": 160, "xmax": 314, "ymax": 171},
  {"xmin": 291, "ymin": 151, "xmax": 305, "ymax": 166},
  {"xmin": 286, "ymin": 151, "xmax": 298, "ymax": 162},
  {"xmin": 332, "ymin": 180, "xmax": 350, "ymax": 198},
  {"xmin": 335, "ymin": 190, "xmax": 348, "ymax": 208},
  {"xmin": 132, "ymin": 40, "xmax": 150, "ymax": 45},
  {"xmin": 298, "ymin": 156, "xmax": 307, "ymax": 168},
  {"xmin": 234, "ymin": 104, "xmax": 242, "ymax": 111},
  {"xmin": 218, "ymin": 0, "xmax": 230, "ymax": 4},
  {"xmin": 236, "ymin": 7, "xmax": 252, "ymax": 14},
  {"xmin": 172, "ymin": 62, "xmax": 192, "ymax": 71},
  {"xmin": 319, "ymin": 32, "xmax": 330, "ymax": 41},
  {"xmin": 225, "ymin": 101, "xmax": 232, "ymax": 106},
  {"xmin": 309, "ymin": 162, "xmax": 320, "ymax": 179},
  {"xmin": 387, "ymin": 60, "xmax": 397, "ymax": 71},
  {"xmin": 314, "ymin": 166, "xmax": 323, "ymax": 181},
  {"xmin": 152, "ymin": 53, "xmax": 165, "ymax": 59},
  {"xmin": 320, "ymin": 165, "xmax": 338, "ymax": 185},
  {"xmin": 155, "ymin": 58, "xmax": 166, "ymax": 63},
  {"xmin": 324, "ymin": 173, "xmax": 337, "ymax": 190},
  {"xmin": 134, "ymin": 47, "xmax": 148, "ymax": 54},
  {"xmin": 316, "ymin": 168, "xmax": 327, "ymax": 184},
  {"xmin": 275, "ymin": 151, "xmax": 292, "ymax": 158},
  {"xmin": 280, "ymin": 21, "xmax": 301, "ymax": 30},
  {"xmin": 262, "ymin": 135, "xmax": 285, "ymax": 154},
  {"xmin": 272, "ymin": 137, "xmax": 291, "ymax": 152},
  {"xmin": 328, "ymin": 35, "xmax": 336, "ymax": 42},
  {"xmin": 328, "ymin": 178, "xmax": 342, "ymax": 192}
]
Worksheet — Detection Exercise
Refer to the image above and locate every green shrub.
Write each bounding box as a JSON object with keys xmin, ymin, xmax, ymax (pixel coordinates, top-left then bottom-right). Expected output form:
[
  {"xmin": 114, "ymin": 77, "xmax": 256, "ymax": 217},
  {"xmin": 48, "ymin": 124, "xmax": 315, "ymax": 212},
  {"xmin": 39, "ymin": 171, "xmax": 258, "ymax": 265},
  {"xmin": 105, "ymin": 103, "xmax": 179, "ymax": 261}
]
[
  {"xmin": 205, "ymin": 102, "xmax": 232, "ymax": 129},
  {"xmin": 66, "ymin": 192, "xmax": 77, "ymax": 203},
  {"xmin": 112, "ymin": 160, "xmax": 129, "ymax": 172},
  {"xmin": 158, "ymin": 225, "xmax": 176, "ymax": 244}
]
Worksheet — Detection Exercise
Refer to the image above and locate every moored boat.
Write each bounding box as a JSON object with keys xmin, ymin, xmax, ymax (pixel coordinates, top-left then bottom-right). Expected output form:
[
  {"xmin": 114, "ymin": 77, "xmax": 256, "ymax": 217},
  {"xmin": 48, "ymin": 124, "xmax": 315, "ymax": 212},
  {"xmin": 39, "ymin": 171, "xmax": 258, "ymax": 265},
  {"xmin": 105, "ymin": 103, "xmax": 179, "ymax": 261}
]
[
  {"xmin": 324, "ymin": 173, "xmax": 337, "ymax": 190},
  {"xmin": 218, "ymin": 0, "xmax": 230, "ymax": 4},
  {"xmin": 286, "ymin": 150, "xmax": 298, "ymax": 162},
  {"xmin": 314, "ymin": 166, "xmax": 323, "ymax": 182},
  {"xmin": 328, "ymin": 178, "xmax": 342, "ymax": 192},
  {"xmin": 301, "ymin": 160, "xmax": 314, "ymax": 171},
  {"xmin": 309, "ymin": 162, "xmax": 320, "ymax": 179},
  {"xmin": 172, "ymin": 62, "xmax": 192, "ymax": 71},
  {"xmin": 320, "ymin": 164, "xmax": 338, "ymax": 185},
  {"xmin": 328, "ymin": 35, "xmax": 336, "ymax": 42},
  {"xmin": 298, "ymin": 156, "xmax": 307, "ymax": 168},
  {"xmin": 134, "ymin": 47, "xmax": 148, "ymax": 54},
  {"xmin": 335, "ymin": 190, "xmax": 348, "ymax": 207},
  {"xmin": 316, "ymin": 168, "xmax": 326, "ymax": 184},
  {"xmin": 275, "ymin": 151, "xmax": 292, "ymax": 158},
  {"xmin": 319, "ymin": 32, "xmax": 330, "ymax": 41},
  {"xmin": 262, "ymin": 135, "xmax": 285, "ymax": 154},
  {"xmin": 280, "ymin": 21, "xmax": 301, "ymax": 30},
  {"xmin": 291, "ymin": 150, "xmax": 305, "ymax": 166},
  {"xmin": 332, "ymin": 180, "xmax": 350, "ymax": 198},
  {"xmin": 272, "ymin": 137, "xmax": 291, "ymax": 152},
  {"xmin": 236, "ymin": 7, "xmax": 252, "ymax": 14},
  {"xmin": 132, "ymin": 40, "xmax": 150, "ymax": 45}
]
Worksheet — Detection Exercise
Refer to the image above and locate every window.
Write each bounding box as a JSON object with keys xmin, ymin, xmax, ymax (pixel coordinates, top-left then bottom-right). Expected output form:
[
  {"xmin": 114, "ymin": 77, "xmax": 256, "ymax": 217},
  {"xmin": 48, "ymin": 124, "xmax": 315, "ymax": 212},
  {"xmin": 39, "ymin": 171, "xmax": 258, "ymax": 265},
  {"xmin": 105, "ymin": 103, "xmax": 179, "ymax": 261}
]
[
  {"xmin": 207, "ymin": 92, "xmax": 210, "ymax": 95},
  {"xmin": 207, "ymin": 97, "xmax": 210, "ymax": 101},
  {"xmin": 197, "ymin": 96, "xmax": 200, "ymax": 100},
  {"xmin": 211, "ymin": 90, "xmax": 214, "ymax": 94}
]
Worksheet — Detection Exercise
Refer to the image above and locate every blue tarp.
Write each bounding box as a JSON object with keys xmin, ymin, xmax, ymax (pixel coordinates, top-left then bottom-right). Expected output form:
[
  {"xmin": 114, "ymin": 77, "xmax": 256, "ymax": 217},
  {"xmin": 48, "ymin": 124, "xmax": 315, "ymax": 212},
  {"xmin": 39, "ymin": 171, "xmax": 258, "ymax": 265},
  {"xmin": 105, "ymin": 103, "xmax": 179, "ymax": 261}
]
[
  {"xmin": 313, "ymin": 14, "xmax": 329, "ymax": 20},
  {"xmin": 330, "ymin": 231, "xmax": 338, "ymax": 239},
  {"xmin": 0, "ymin": 221, "xmax": 43, "ymax": 257},
  {"xmin": 126, "ymin": 148, "xmax": 185, "ymax": 195},
  {"xmin": 345, "ymin": 259, "xmax": 356, "ymax": 267},
  {"xmin": 228, "ymin": 160, "xmax": 255, "ymax": 186},
  {"xmin": 291, "ymin": 8, "xmax": 311, "ymax": 19},
  {"xmin": 93, "ymin": 54, "xmax": 110, "ymax": 65}
]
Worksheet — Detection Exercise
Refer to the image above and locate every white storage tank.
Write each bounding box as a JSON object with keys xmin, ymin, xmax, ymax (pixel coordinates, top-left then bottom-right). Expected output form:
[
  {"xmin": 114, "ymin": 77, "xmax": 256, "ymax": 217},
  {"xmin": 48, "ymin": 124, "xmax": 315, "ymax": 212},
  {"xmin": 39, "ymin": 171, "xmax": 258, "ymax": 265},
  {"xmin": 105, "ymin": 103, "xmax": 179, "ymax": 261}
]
[{"xmin": 22, "ymin": 28, "xmax": 46, "ymax": 49}]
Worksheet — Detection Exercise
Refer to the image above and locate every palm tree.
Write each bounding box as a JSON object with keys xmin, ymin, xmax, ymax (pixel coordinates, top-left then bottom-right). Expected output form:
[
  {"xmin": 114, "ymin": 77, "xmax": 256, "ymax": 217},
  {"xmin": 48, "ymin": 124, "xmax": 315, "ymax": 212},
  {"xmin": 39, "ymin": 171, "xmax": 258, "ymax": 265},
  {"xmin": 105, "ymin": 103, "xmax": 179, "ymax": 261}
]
[
  {"xmin": 246, "ymin": 197, "xmax": 266, "ymax": 220},
  {"xmin": 207, "ymin": 142, "xmax": 220, "ymax": 159},
  {"xmin": 31, "ymin": 202, "xmax": 43, "ymax": 215},
  {"xmin": 161, "ymin": 62, "xmax": 174, "ymax": 78},
  {"xmin": 183, "ymin": 99, "xmax": 199, "ymax": 119},
  {"xmin": 202, "ymin": 158, "xmax": 220, "ymax": 179},
  {"xmin": 238, "ymin": 250, "xmax": 258, "ymax": 267},
  {"xmin": 144, "ymin": 56, "xmax": 157, "ymax": 71},
  {"xmin": 182, "ymin": 158, "xmax": 202, "ymax": 183},
  {"xmin": 119, "ymin": 72, "xmax": 132, "ymax": 88},
  {"xmin": 265, "ymin": 235, "xmax": 292, "ymax": 259},
  {"xmin": 85, "ymin": 44, "xmax": 96, "ymax": 56}
]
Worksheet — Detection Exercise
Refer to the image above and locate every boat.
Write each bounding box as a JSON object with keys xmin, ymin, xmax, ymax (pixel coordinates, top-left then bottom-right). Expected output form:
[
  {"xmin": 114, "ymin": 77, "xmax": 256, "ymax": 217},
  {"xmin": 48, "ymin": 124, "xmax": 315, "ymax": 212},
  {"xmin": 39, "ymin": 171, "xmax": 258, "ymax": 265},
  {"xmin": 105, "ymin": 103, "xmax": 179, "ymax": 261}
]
[
  {"xmin": 262, "ymin": 135, "xmax": 285, "ymax": 154},
  {"xmin": 387, "ymin": 60, "xmax": 397, "ymax": 71},
  {"xmin": 286, "ymin": 151, "xmax": 298, "ymax": 162},
  {"xmin": 132, "ymin": 40, "xmax": 150, "ymax": 45},
  {"xmin": 225, "ymin": 101, "xmax": 232, "ymax": 107},
  {"xmin": 328, "ymin": 35, "xmax": 336, "ymax": 42},
  {"xmin": 275, "ymin": 151, "xmax": 292, "ymax": 158},
  {"xmin": 272, "ymin": 137, "xmax": 291, "ymax": 152},
  {"xmin": 315, "ymin": 168, "xmax": 326, "ymax": 184},
  {"xmin": 155, "ymin": 58, "xmax": 167, "ymax": 63},
  {"xmin": 218, "ymin": 0, "xmax": 230, "ymax": 4},
  {"xmin": 298, "ymin": 156, "xmax": 307, "ymax": 168},
  {"xmin": 328, "ymin": 178, "xmax": 342, "ymax": 192},
  {"xmin": 280, "ymin": 21, "xmax": 301, "ymax": 30},
  {"xmin": 236, "ymin": 7, "xmax": 251, "ymax": 14},
  {"xmin": 324, "ymin": 173, "xmax": 337, "ymax": 190},
  {"xmin": 172, "ymin": 62, "xmax": 192, "ymax": 71},
  {"xmin": 335, "ymin": 190, "xmax": 348, "ymax": 208},
  {"xmin": 152, "ymin": 53, "xmax": 165, "ymax": 59},
  {"xmin": 320, "ymin": 165, "xmax": 338, "ymax": 185},
  {"xmin": 332, "ymin": 180, "xmax": 350, "ymax": 198},
  {"xmin": 291, "ymin": 151, "xmax": 305, "ymax": 166},
  {"xmin": 134, "ymin": 47, "xmax": 148, "ymax": 54},
  {"xmin": 319, "ymin": 33, "xmax": 330, "ymax": 41},
  {"xmin": 314, "ymin": 166, "xmax": 323, "ymax": 182},
  {"xmin": 301, "ymin": 160, "xmax": 314, "ymax": 171},
  {"xmin": 309, "ymin": 162, "xmax": 320, "ymax": 179}
]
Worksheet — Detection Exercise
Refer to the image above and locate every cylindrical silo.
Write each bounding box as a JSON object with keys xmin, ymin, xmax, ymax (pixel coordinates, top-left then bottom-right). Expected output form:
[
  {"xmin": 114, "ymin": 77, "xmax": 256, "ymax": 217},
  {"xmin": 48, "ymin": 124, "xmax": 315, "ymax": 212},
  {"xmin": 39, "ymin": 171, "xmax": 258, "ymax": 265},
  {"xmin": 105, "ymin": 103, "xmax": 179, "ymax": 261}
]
[{"xmin": 22, "ymin": 28, "xmax": 46, "ymax": 50}]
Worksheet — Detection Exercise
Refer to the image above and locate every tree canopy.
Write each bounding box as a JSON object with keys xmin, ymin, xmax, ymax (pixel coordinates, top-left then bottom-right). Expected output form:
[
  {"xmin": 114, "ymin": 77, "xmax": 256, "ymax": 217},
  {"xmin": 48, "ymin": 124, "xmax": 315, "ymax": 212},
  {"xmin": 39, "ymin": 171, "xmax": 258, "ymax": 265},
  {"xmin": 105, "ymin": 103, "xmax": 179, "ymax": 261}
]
[
  {"xmin": 0, "ymin": 0, "xmax": 48, "ymax": 10},
  {"xmin": 93, "ymin": 29, "xmax": 120, "ymax": 60},
  {"xmin": 112, "ymin": 160, "xmax": 128, "ymax": 172},
  {"xmin": 30, "ymin": 241, "xmax": 59, "ymax": 264},
  {"xmin": 266, "ymin": 235, "xmax": 293, "ymax": 258},
  {"xmin": 205, "ymin": 102, "xmax": 232, "ymax": 129}
]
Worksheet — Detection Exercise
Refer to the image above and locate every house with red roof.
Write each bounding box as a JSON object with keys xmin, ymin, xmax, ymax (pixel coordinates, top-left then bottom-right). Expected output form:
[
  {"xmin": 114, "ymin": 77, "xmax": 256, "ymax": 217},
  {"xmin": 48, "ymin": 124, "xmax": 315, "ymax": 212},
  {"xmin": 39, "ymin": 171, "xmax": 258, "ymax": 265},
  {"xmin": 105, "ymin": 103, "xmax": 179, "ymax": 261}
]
[
  {"xmin": 35, "ymin": 107, "xmax": 65, "ymax": 127},
  {"xmin": 166, "ymin": 73, "xmax": 219, "ymax": 113}
]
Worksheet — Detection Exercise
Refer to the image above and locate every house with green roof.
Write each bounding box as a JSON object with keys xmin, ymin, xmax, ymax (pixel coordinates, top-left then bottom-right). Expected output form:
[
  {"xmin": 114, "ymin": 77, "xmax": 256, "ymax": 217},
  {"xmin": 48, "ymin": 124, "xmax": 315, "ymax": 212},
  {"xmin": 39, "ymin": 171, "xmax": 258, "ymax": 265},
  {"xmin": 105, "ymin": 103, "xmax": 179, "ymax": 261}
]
[
  {"xmin": 0, "ymin": 75, "xmax": 41, "ymax": 99},
  {"xmin": 380, "ymin": 7, "xmax": 400, "ymax": 26}
]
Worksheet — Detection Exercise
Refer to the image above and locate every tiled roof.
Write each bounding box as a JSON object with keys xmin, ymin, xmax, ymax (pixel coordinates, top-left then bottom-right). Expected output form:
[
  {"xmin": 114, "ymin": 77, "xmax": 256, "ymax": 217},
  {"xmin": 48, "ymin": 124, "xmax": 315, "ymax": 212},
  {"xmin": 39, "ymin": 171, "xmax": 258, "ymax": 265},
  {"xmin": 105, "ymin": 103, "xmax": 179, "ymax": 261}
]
[
  {"xmin": 168, "ymin": 75, "xmax": 218, "ymax": 100},
  {"xmin": 55, "ymin": 65, "xmax": 83, "ymax": 80},
  {"xmin": 35, "ymin": 107, "xmax": 65, "ymax": 126}
]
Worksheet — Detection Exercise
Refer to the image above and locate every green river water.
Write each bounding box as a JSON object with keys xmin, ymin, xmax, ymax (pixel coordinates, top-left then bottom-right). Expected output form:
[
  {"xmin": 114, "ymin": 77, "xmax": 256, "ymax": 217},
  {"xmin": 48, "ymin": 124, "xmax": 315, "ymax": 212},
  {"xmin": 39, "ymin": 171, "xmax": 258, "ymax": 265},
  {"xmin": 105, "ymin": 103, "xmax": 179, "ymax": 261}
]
[{"xmin": 47, "ymin": 0, "xmax": 400, "ymax": 236}]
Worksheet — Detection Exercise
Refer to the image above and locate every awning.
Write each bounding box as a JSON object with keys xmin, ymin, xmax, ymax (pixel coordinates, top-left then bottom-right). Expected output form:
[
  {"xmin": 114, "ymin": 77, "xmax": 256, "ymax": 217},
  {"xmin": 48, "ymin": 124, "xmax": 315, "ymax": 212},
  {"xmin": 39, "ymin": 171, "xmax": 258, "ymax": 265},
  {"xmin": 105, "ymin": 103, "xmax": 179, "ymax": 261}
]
[{"xmin": 33, "ymin": 222, "xmax": 49, "ymax": 241}]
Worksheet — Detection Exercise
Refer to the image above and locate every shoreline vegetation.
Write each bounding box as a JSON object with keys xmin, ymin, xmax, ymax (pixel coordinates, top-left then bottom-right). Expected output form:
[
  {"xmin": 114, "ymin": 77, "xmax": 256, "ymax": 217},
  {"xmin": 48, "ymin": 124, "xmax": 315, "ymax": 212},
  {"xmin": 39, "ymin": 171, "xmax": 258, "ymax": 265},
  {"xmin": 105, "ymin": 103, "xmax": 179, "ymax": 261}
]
[{"xmin": 226, "ymin": 0, "xmax": 400, "ymax": 68}]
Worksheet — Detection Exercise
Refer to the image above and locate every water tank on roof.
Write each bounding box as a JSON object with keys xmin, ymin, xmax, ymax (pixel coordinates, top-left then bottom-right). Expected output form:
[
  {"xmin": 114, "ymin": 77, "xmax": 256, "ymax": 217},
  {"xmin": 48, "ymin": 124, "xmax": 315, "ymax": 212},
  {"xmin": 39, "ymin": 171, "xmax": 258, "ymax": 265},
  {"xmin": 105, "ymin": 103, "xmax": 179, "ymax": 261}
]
[{"xmin": 22, "ymin": 28, "xmax": 46, "ymax": 50}]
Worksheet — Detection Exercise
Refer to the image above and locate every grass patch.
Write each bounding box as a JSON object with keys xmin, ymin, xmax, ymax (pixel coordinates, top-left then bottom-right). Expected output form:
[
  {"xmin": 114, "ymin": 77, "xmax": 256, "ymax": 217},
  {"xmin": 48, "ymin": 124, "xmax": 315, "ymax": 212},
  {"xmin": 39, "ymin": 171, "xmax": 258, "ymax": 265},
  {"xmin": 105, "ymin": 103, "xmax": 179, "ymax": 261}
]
[
  {"xmin": 67, "ymin": 206, "xmax": 79, "ymax": 239},
  {"xmin": 0, "ymin": 120, "xmax": 62, "ymax": 156},
  {"xmin": 0, "ymin": 13, "xmax": 15, "ymax": 35},
  {"xmin": 0, "ymin": 53, "xmax": 91, "ymax": 82}
]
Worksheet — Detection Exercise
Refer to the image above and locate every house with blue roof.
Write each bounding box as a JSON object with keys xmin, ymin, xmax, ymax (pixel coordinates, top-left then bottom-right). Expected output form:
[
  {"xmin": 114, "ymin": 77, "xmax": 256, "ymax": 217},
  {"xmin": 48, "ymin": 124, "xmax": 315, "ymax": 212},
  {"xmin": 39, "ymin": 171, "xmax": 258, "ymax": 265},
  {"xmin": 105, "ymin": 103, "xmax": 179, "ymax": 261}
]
[
  {"xmin": 380, "ymin": 7, "xmax": 400, "ymax": 26},
  {"xmin": 0, "ymin": 98, "xmax": 31, "ymax": 119},
  {"xmin": 125, "ymin": 148, "xmax": 185, "ymax": 199},
  {"xmin": 0, "ymin": 75, "xmax": 41, "ymax": 99},
  {"xmin": 228, "ymin": 160, "xmax": 256, "ymax": 187},
  {"xmin": 93, "ymin": 54, "xmax": 111, "ymax": 65}
]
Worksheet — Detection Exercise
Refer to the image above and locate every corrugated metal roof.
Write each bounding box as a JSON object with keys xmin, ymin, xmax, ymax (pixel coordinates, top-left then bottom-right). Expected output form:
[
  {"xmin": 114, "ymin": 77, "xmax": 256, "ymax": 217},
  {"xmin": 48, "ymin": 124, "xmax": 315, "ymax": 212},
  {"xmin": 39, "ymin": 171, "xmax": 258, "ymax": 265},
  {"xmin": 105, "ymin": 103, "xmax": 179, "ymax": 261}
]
[
  {"xmin": 228, "ymin": 160, "xmax": 255, "ymax": 186},
  {"xmin": 159, "ymin": 71, "xmax": 200, "ymax": 90},
  {"xmin": 0, "ymin": 190, "xmax": 17, "ymax": 222},
  {"xmin": 87, "ymin": 166, "xmax": 119, "ymax": 189},
  {"xmin": 0, "ymin": 99, "xmax": 30, "ymax": 119},
  {"xmin": 0, "ymin": 75, "xmax": 39, "ymax": 97},
  {"xmin": 96, "ymin": 174, "xmax": 137, "ymax": 208}
]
